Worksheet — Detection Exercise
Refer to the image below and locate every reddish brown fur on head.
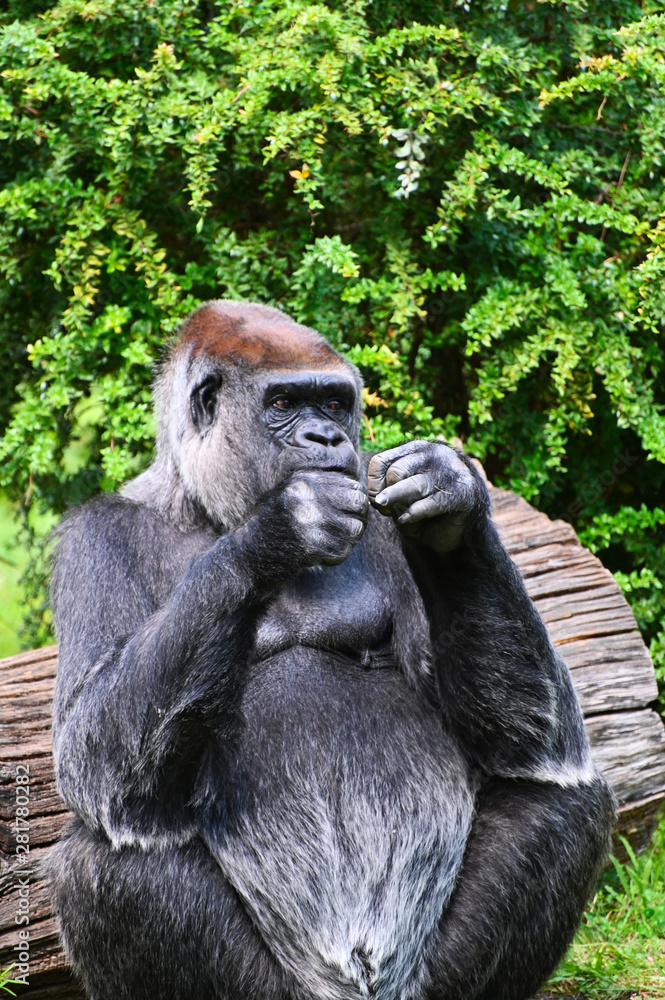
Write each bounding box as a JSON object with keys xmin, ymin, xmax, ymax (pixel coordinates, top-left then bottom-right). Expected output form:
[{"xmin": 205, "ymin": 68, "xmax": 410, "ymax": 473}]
[{"xmin": 177, "ymin": 300, "xmax": 345, "ymax": 371}]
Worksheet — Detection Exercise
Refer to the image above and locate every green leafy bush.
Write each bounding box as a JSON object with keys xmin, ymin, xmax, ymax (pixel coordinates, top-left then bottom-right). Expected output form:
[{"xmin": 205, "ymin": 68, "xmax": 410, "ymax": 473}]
[{"xmin": 1, "ymin": 0, "xmax": 664, "ymax": 660}]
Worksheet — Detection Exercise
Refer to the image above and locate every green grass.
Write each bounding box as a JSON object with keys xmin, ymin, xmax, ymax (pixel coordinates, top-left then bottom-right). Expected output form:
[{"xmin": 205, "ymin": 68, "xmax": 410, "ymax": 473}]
[
  {"xmin": 0, "ymin": 494, "xmax": 30, "ymax": 658},
  {"xmin": 0, "ymin": 962, "xmax": 23, "ymax": 995},
  {"xmin": 548, "ymin": 816, "xmax": 665, "ymax": 999},
  {"xmin": 0, "ymin": 493, "xmax": 56, "ymax": 657}
]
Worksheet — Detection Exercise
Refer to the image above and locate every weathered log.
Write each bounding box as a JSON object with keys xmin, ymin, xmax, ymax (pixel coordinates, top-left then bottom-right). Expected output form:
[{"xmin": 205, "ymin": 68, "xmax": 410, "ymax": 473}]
[
  {"xmin": 493, "ymin": 496, "xmax": 658, "ymax": 715},
  {"xmin": 1, "ymin": 487, "xmax": 663, "ymax": 998}
]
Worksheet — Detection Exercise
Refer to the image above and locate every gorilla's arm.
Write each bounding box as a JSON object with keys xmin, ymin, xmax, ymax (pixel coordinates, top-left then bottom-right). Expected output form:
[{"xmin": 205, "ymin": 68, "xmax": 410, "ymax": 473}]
[
  {"xmin": 51, "ymin": 497, "xmax": 259, "ymax": 846},
  {"xmin": 370, "ymin": 443, "xmax": 615, "ymax": 999},
  {"xmin": 51, "ymin": 473, "xmax": 367, "ymax": 846},
  {"xmin": 368, "ymin": 443, "xmax": 593, "ymax": 782}
]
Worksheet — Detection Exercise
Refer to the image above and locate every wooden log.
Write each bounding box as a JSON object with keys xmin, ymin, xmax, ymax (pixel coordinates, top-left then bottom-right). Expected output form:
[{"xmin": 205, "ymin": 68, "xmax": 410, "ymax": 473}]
[
  {"xmin": 0, "ymin": 647, "xmax": 82, "ymax": 997},
  {"xmin": 491, "ymin": 486, "xmax": 660, "ymax": 714},
  {"xmin": 1, "ymin": 488, "xmax": 663, "ymax": 998},
  {"xmin": 489, "ymin": 484, "xmax": 665, "ymax": 854}
]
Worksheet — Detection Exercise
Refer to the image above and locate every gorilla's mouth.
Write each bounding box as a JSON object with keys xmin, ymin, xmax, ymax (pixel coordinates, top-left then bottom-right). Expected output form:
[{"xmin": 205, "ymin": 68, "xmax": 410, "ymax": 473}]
[
  {"xmin": 318, "ymin": 463, "xmax": 357, "ymax": 473},
  {"xmin": 307, "ymin": 464, "xmax": 361, "ymax": 481},
  {"xmin": 291, "ymin": 454, "xmax": 360, "ymax": 477}
]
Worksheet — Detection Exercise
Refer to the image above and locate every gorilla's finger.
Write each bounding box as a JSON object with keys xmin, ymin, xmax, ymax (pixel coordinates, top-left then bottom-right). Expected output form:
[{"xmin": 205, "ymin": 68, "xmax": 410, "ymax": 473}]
[
  {"xmin": 342, "ymin": 514, "xmax": 368, "ymax": 540},
  {"xmin": 319, "ymin": 513, "xmax": 365, "ymax": 565},
  {"xmin": 367, "ymin": 454, "xmax": 392, "ymax": 499},
  {"xmin": 383, "ymin": 454, "xmax": 432, "ymax": 489},
  {"xmin": 367, "ymin": 443, "xmax": 429, "ymax": 498},
  {"xmin": 321, "ymin": 548, "xmax": 353, "ymax": 566},
  {"xmin": 372, "ymin": 474, "xmax": 431, "ymax": 513},
  {"xmin": 396, "ymin": 495, "xmax": 443, "ymax": 526},
  {"xmin": 336, "ymin": 498, "xmax": 369, "ymax": 523},
  {"xmin": 330, "ymin": 484, "xmax": 369, "ymax": 517}
]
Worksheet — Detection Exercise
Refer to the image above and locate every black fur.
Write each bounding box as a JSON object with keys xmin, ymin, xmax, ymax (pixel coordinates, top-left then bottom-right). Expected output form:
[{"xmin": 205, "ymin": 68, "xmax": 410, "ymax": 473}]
[{"xmin": 48, "ymin": 301, "xmax": 615, "ymax": 1000}]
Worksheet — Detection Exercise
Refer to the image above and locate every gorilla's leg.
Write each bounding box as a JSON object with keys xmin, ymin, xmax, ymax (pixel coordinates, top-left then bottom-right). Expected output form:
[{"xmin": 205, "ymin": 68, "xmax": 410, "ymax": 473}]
[
  {"xmin": 425, "ymin": 777, "xmax": 615, "ymax": 1000},
  {"xmin": 49, "ymin": 821, "xmax": 288, "ymax": 1000}
]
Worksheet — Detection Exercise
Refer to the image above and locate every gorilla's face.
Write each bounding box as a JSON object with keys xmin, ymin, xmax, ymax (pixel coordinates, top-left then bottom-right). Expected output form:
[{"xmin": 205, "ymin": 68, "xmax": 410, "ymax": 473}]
[
  {"xmin": 179, "ymin": 361, "xmax": 362, "ymax": 531},
  {"xmin": 258, "ymin": 369, "xmax": 361, "ymax": 483}
]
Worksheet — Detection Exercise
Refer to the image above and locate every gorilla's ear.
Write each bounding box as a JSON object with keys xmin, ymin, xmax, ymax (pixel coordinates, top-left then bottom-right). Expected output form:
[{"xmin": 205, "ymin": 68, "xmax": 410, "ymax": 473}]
[{"xmin": 190, "ymin": 374, "xmax": 222, "ymax": 430}]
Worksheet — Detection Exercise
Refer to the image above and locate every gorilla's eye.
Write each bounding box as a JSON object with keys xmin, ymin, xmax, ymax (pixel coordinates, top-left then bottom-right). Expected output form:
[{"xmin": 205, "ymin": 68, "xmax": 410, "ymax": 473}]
[
  {"xmin": 191, "ymin": 375, "xmax": 222, "ymax": 430},
  {"xmin": 326, "ymin": 399, "xmax": 343, "ymax": 412},
  {"xmin": 273, "ymin": 397, "xmax": 292, "ymax": 411}
]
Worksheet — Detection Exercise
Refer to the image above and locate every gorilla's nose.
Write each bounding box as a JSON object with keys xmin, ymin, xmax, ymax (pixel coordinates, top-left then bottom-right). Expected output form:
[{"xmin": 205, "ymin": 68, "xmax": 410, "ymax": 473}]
[{"xmin": 294, "ymin": 419, "xmax": 346, "ymax": 449}]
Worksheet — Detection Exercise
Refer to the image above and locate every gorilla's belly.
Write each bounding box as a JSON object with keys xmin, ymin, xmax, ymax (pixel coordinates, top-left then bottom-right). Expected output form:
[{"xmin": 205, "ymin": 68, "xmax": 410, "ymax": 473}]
[{"xmin": 207, "ymin": 647, "xmax": 475, "ymax": 1000}]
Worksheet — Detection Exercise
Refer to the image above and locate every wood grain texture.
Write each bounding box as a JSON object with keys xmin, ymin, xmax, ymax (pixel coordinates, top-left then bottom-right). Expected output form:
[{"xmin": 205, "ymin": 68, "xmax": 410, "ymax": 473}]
[
  {"xmin": 0, "ymin": 486, "xmax": 663, "ymax": 997},
  {"xmin": 490, "ymin": 487, "xmax": 660, "ymax": 715}
]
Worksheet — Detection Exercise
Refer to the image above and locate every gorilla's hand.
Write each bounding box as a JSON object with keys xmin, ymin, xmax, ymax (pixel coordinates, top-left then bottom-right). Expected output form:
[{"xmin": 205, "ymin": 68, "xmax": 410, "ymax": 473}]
[
  {"xmin": 367, "ymin": 442, "xmax": 489, "ymax": 553},
  {"xmin": 279, "ymin": 470, "xmax": 369, "ymax": 567}
]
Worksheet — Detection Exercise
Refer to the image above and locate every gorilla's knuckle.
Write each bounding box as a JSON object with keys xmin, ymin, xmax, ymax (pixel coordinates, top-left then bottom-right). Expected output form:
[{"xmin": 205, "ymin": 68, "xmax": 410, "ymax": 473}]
[
  {"xmin": 346, "ymin": 517, "xmax": 365, "ymax": 540},
  {"xmin": 385, "ymin": 466, "xmax": 404, "ymax": 488},
  {"xmin": 303, "ymin": 526, "xmax": 330, "ymax": 555},
  {"xmin": 414, "ymin": 472, "xmax": 432, "ymax": 494},
  {"xmin": 293, "ymin": 501, "xmax": 323, "ymax": 526},
  {"xmin": 349, "ymin": 490, "xmax": 369, "ymax": 513},
  {"xmin": 285, "ymin": 477, "xmax": 316, "ymax": 504}
]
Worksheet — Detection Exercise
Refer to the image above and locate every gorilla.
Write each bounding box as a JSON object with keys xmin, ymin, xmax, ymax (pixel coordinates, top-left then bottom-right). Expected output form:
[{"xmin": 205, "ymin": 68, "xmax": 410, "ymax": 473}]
[{"xmin": 49, "ymin": 300, "xmax": 614, "ymax": 1000}]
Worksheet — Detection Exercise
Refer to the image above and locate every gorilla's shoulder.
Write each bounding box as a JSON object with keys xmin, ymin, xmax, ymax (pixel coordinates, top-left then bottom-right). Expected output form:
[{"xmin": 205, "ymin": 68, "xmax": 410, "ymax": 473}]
[
  {"xmin": 52, "ymin": 493, "xmax": 214, "ymax": 586},
  {"xmin": 54, "ymin": 494, "xmax": 171, "ymax": 551}
]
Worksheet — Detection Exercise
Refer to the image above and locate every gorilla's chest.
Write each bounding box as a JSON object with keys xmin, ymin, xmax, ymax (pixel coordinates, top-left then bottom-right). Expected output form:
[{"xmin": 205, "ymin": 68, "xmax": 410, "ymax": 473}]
[
  {"xmin": 206, "ymin": 651, "xmax": 474, "ymax": 1000},
  {"xmin": 253, "ymin": 543, "xmax": 393, "ymax": 659}
]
